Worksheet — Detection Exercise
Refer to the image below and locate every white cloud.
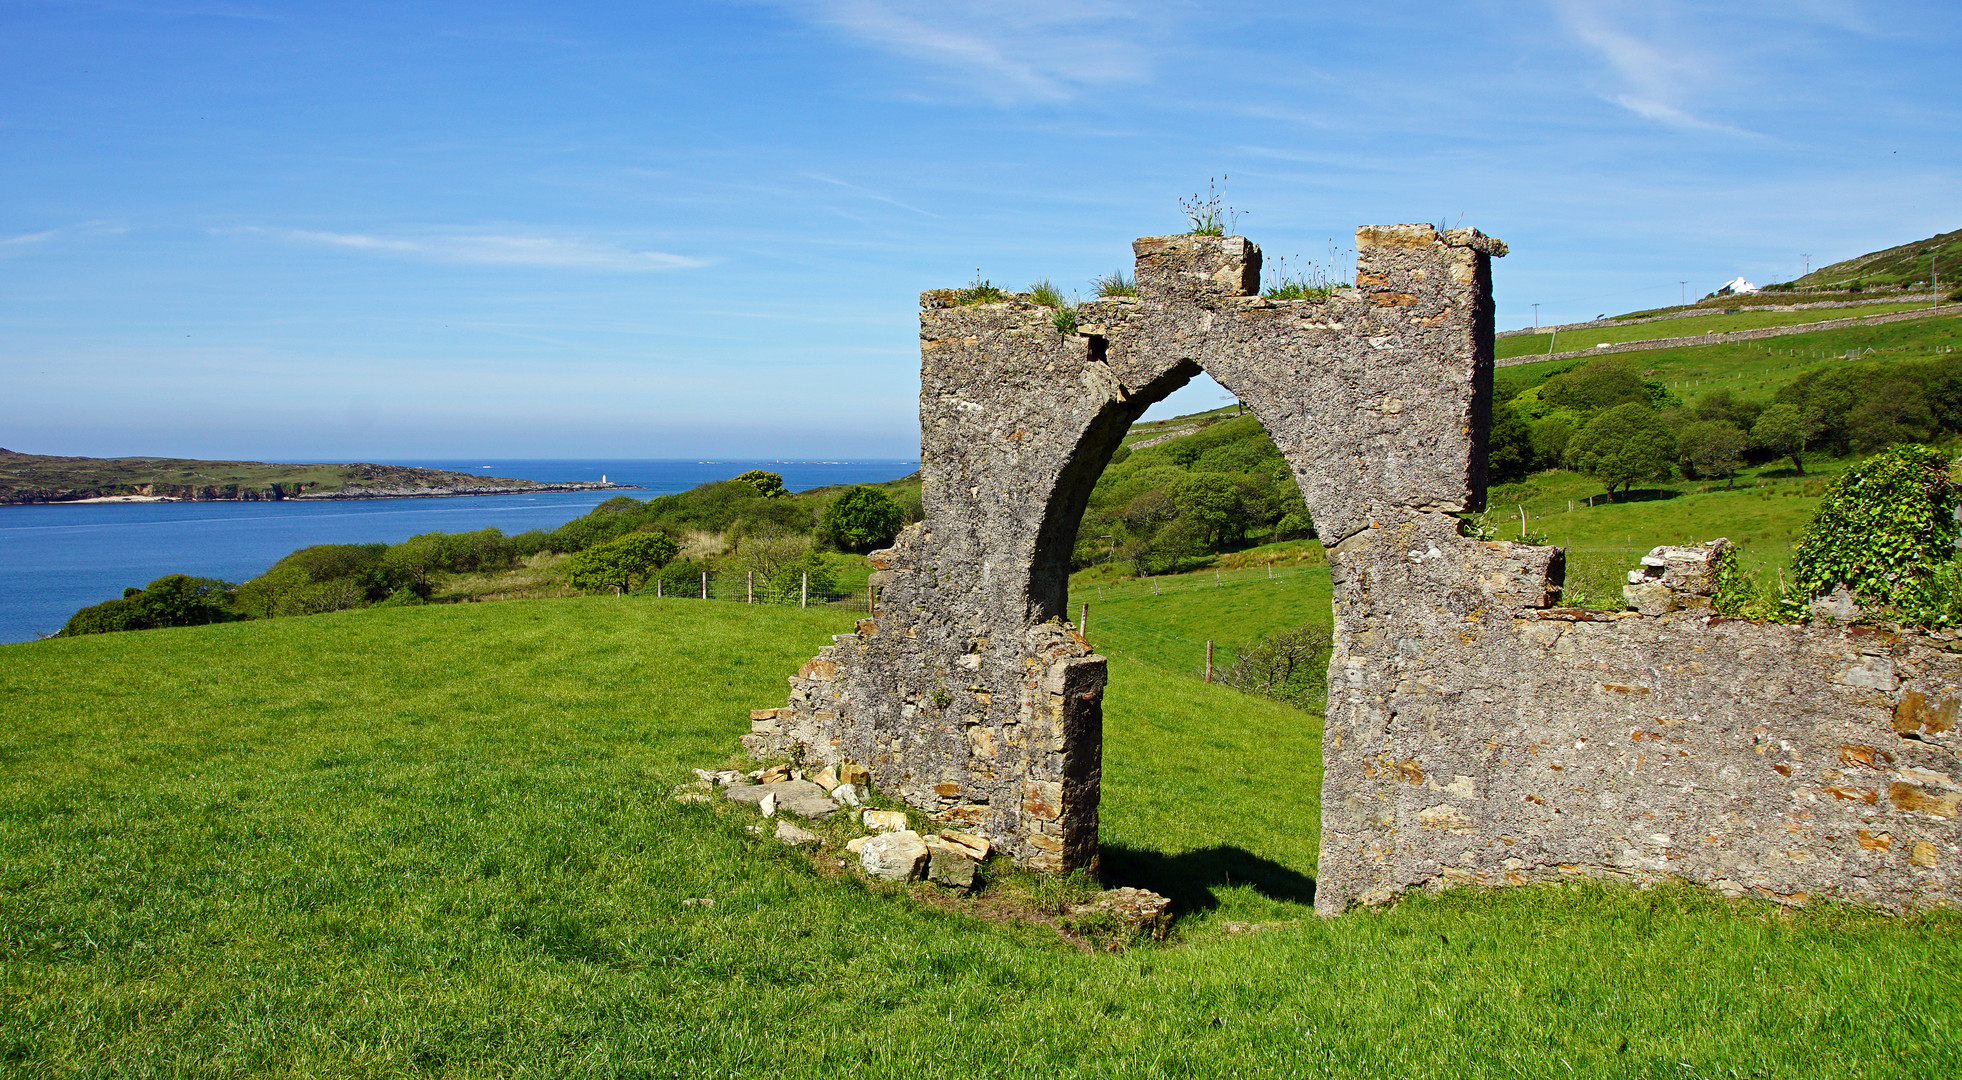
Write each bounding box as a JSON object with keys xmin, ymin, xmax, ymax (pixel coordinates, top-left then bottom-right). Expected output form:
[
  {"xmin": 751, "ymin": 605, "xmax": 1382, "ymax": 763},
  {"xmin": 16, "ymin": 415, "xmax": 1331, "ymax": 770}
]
[
  {"xmin": 1548, "ymin": 1, "xmax": 1892, "ymax": 134},
  {"xmin": 1, "ymin": 229, "xmax": 59, "ymax": 248},
  {"xmin": 240, "ymin": 228, "xmax": 704, "ymax": 271},
  {"xmin": 766, "ymin": 0, "xmax": 1168, "ymax": 103}
]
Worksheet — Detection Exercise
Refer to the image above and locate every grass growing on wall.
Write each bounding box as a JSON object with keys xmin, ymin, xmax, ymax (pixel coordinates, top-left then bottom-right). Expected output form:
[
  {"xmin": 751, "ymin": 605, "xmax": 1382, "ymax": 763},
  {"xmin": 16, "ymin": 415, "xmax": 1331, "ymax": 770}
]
[{"xmin": 3, "ymin": 600, "xmax": 1959, "ymax": 1077}]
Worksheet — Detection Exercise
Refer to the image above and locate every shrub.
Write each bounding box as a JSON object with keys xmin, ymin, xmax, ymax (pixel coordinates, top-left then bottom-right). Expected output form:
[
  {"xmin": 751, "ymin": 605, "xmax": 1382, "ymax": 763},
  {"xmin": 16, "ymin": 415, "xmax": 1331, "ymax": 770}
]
[
  {"xmin": 564, "ymin": 531, "xmax": 678, "ymax": 595},
  {"xmin": 1219, "ymin": 624, "xmax": 1332, "ymax": 709},
  {"xmin": 1790, "ymin": 444, "xmax": 1958, "ymax": 610},
  {"xmin": 1027, "ymin": 280, "xmax": 1064, "ymax": 308},
  {"xmin": 732, "ymin": 470, "xmax": 786, "ymax": 499},
  {"xmin": 64, "ymin": 574, "xmax": 234, "ymax": 635},
  {"xmin": 820, "ymin": 486, "xmax": 905, "ymax": 552}
]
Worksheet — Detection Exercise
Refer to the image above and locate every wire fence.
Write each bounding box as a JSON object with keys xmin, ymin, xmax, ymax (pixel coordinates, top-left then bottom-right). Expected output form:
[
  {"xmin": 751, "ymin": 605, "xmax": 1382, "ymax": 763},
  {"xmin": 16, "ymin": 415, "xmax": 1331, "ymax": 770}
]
[{"xmin": 641, "ymin": 568, "xmax": 876, "ymax": 613}]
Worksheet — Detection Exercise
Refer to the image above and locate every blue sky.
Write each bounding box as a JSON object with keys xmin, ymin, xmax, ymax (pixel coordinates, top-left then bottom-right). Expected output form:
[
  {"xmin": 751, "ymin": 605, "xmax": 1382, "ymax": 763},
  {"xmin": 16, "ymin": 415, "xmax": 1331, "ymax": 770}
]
[{"xmin": 3, "ymin": 1, "xmax": 1957, "ymax": 460}]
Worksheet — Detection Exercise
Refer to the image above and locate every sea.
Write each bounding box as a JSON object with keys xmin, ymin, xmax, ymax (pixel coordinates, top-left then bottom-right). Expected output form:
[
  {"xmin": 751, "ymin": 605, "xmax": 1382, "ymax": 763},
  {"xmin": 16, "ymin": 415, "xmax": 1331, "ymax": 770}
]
[{"xmin": 0, "ymin": 459, "xmax": 918, "ymax": 645}]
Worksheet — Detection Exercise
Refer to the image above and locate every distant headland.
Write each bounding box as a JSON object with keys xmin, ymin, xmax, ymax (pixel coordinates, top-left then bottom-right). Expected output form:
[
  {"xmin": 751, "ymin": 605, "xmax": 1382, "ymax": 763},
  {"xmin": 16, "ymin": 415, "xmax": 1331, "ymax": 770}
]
[{"xmin": 0, "ymin": 448, "xmax": 635, "ymax": 505}]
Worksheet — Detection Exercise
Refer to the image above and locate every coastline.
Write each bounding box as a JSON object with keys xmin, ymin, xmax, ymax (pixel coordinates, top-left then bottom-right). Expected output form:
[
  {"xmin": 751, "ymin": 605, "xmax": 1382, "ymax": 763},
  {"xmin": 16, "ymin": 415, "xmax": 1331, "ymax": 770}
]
[{"xmin": 2, "ymin": 482, "xmax": 639, "ymax": 507}]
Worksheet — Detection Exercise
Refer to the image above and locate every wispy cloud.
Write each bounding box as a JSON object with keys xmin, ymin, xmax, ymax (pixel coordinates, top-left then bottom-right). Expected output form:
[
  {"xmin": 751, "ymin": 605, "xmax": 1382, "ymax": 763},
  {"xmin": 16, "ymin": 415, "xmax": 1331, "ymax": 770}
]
[
  {"xmin": 765, "ymin": 1, "xmax": 1167, "ymax": 103},
  {"xmin": 1548, "ymin": 1, "xmax": 1745, "ymax": 132},
  {"xmin": 804, "ymin": 172, "xmax": 938, "ymax": 217},
  {"xmin": 1, "ymin": 229, "xmax": 59, "ymax": 248},
  {"xmin": 1548, "ymin": 1, "xmax": 1891, "ymax": 135},
  {"xmin": 237, "ymin": 228, "xmax": 704, "ymax": 271}
]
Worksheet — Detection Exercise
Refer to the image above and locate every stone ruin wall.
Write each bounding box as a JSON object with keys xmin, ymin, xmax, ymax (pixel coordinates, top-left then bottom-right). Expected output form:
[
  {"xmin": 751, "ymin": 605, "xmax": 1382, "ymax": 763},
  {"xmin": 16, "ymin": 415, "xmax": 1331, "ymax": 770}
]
[{"xmin": 746, "ymin": 225, "xmax": 1962, "ymax": 915}]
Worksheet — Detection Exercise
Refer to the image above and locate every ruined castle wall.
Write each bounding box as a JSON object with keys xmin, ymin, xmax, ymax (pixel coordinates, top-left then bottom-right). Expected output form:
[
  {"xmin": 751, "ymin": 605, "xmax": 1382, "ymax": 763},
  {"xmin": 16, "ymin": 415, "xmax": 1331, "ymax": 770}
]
[{"xmin": 748, "ymin": 222, "xmax": 1960, "ymax": 914}]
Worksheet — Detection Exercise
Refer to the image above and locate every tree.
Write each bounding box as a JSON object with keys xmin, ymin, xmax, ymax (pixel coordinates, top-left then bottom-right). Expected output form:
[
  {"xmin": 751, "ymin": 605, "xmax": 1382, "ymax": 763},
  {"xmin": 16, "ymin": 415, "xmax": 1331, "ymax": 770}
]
[
  {"xmin": 64, "ymin": 574, "xmax": 233, "ymax": 635},
  {"xmin": 1486, "ymin": 401, "xmax": 1535, "ymax": 482},
  {"xmin": 820, "ymin": 486, "xmax": 904, "ymax": 551},
  {"xmin": 564, "ymin": 531, "xmax": 678, "ymax": 594},
  {"xmin": 1751, "ymin": 402, "xmax": 1822, "ymax": 473},
  {"xmin": 732, "ymin": 470, "xmax": 787, "ymax": 499},
  {"xmin": 1564, "ymin": 402, "xmax": 1677, "ymax": 499},
  {"xmin": 1529, "ymin": 410, "xmax": 1580, "ymax": 471},
  {"xmin": 1845, "ymin": 380, "xmax": 1934, "ymax": 453},
  {"xmin": 1677, "ymin": 420, "xmax": 1747, "ymax": 487}
]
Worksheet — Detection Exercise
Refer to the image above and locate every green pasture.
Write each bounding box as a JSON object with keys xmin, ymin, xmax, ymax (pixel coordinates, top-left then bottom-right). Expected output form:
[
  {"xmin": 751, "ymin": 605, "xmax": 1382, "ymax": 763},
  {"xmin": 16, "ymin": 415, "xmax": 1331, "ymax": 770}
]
[
  {"xmin": 1497, "ymin": 313, "xmax": 1962, "ymax": 401},
  {"xmin": 1496, "ymin": 301, "xmax": 1937, "ymax": 360},
  {"xmin": 6, "ymin": 595, "xmax": 1958, "ymax": 1076}
]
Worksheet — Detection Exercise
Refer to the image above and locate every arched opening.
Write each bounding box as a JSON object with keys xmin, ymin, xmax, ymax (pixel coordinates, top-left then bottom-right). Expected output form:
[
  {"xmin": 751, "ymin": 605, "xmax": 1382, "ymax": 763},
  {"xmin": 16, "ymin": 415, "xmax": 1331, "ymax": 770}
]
[{"xmin": 1026, "ymin": 355, "xmax": 1333, "ymax": 915}]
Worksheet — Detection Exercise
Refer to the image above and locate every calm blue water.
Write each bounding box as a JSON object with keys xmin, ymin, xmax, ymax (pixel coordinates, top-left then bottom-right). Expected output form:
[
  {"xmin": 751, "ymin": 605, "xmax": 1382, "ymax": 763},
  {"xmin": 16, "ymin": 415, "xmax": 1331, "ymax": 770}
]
[{"xmin": 0, "ymin": 459, "xmax": 916, "ymax": 644}]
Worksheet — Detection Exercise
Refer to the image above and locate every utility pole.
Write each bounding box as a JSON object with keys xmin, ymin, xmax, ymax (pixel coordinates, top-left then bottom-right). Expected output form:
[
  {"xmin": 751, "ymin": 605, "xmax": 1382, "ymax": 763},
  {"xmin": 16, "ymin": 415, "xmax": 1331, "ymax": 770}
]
[
  {"xmin": 1680, "ymin": 281, "xmax": 1687, "ymax": 305},
  {"xmin": 1532, "ymin": 303, "xmax": 1539, "ymax": 329},
  {"xmin": 1802, "ymin": 254, "xmax": 1810, "ymax": 277}
]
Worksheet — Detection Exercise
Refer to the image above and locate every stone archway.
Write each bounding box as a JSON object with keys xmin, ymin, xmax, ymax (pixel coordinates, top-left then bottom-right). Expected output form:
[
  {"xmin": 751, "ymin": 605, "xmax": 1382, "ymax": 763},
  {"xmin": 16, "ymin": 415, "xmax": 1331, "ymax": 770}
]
[{"xmin": 748, "ymin": 224, "xmax": 1531, "ymax": 908}]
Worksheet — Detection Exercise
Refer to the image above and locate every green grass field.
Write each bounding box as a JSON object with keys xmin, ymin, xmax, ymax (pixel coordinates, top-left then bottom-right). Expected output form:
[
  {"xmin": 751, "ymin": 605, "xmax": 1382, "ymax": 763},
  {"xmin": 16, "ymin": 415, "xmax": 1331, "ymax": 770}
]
[
  {"xmin": 1496, "ymin": 313, "xmax": 1962, "ymax": 402},
  {"xmin": 5, "ymin": 598, "xmax": 1959, "ymax": 1076},
  {"xmin": 1495, "ymin": 302, "xmax": 1938, "ymax": 360}
]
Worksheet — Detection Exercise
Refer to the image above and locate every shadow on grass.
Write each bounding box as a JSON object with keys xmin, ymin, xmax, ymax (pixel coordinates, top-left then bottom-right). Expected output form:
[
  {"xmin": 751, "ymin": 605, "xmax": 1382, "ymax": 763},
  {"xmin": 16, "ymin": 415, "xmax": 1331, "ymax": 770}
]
[
  {"xmin": 1099, "ymin": 841, "xmax": 1316, "ymax": 914},
  {"xmin": 1589, "ymin": 487, "xmax": 1684, "ymax": 505}
]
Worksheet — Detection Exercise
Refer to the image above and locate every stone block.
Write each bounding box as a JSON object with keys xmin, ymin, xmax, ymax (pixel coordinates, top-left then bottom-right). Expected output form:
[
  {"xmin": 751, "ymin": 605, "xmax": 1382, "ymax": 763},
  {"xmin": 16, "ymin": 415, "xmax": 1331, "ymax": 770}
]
[
  {"xmin": 925, "ymin": 838, "xmax": 976, "ymax": 889},
  {"xmin": 775, "ymin": 820, "xmax": 820, "ymax": 846},
  {"xmin": 862, "ymin": 809, "xmax": 909, "ymax": 832},
  {"xmin": 859, "ymin": 831, "xmax": 929, "ymax": 881}
]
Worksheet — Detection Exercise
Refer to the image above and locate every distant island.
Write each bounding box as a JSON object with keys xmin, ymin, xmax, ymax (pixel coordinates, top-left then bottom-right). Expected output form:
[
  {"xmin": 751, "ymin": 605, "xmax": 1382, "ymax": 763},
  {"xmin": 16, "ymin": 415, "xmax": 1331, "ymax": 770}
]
[{"xmin": 0, "ymin": 449, "xmax": 635, "ymax": 505}]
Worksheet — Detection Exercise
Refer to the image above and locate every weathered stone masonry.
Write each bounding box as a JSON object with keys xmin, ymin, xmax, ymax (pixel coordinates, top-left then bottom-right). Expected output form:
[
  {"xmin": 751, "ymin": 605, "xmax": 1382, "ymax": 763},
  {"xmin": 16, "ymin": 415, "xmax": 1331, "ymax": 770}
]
[{"xmin": 748, "ymin": 224, "xmax": 1962, "ymax": 915}]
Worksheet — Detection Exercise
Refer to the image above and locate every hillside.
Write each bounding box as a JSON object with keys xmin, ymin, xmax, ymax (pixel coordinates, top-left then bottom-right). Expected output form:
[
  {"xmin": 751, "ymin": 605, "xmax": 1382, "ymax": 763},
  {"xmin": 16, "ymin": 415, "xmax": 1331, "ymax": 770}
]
[
  {"xmin": 3, "ymin": 598, "xmax": 1956, "ymax": 1075},
  {"xmin": 1787, "ymin": 227, "xmax": 1962, "ymax": 291},
  {"xmin": 0, "ymin": 449, "xmax": 629, "ymax": 505}
]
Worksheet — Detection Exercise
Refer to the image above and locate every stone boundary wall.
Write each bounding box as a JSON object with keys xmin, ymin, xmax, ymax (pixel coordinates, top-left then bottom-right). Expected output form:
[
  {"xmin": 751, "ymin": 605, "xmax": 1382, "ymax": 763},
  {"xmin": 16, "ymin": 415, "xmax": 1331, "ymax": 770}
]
[
  {"xmin": 749, "ymin": 224, "xmax": 1960, "ymax": 916},
  {"xmin": 1496, "ymin": 302, "xmax": 1961, "ymax": 369},
  {"xmin": 1496, "ymin": 292, "xmax": 1942, "ymax": 339}
]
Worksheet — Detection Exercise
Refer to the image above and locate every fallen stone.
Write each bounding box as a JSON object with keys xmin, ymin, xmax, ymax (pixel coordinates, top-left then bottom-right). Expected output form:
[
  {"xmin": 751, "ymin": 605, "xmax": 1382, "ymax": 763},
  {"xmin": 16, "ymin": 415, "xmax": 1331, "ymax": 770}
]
[
  {"xmin": 725, "ymin": 779, "xmax": 826, "ymax": 807},
  {"xmin": 692, "ymin": 768, "xmax": 717, "ymax": 783},
  {"xmin": 713, "ymin": 770, "xmax": 746, "ymax": 786},
  {"xmin": 813, "ymin": 766, "xmax": 840, "ymax": 792},
  {"xmin": 924, "ymin": 838, "xmax": 977, "ymax": 889},
  {"xmin": 862, "ymin": 809, "xmax": 909, "ymax": 832},
  {"xmin": 859, "ymin": 830, "xmax": 929, "ymax": 881},
  {"xmin": 775, "ymin": 819, "xmax": 821, "ymax": 846},
  {"xmin": 778, "ymin": 792, "xmax": 840, "ymax": 820},
  {"xmin": 838, "ymin": 762, "xmax": 871, "ymax": 788},
  {"xmin": 1067, "ymin": 887, "xmax": 1173, "ymax": 940},
  {"xmin": 756, "ymin": 764, "xmax": 793, "ymax": 784},
  {"xmin": 845, "ymin": 836, "xmax": 871, "ymax": 855},
  {"xmin": 939, "ymin": 830, "xmax": 990, "ymax": 860},
  {"xmin": 833, "ymin": 783, "xmax": 861, "ymax": 806},
  {"xmin": 759, "ymin": 792, "xmax": 777, "ymax": 818}
]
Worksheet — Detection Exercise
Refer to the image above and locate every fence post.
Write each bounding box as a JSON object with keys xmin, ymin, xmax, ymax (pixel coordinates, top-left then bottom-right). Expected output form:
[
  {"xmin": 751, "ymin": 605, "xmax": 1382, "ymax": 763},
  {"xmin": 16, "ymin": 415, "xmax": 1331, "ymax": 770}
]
[
  {"xmin": 701, "ymin": 571, "xmax": 708, "ymax": 600},
  {"xmin": 747, "ymin": 571, "xmax": 754, "ymax": 604},
  {"xmin": 866, "ymin": 581, "xmax": 875, "ymax": 614},
  {"xmin": 1205, "ymin": 640, "xmax": 1214, "ymax": 683},
  {"xmin": 656, "ymin": 578, "xmax": 662, "ymax": 599},
  {"xmin": 801, "ymin": 573, "xmax": 808, "ymax": 608},
  {"xmin": 1080, "ymin": 601, "xmax": 1088, "ymax": 638},
  {"xmin": 1215, "ymin": 568, "xmax": 1221, "ymax": 587}
]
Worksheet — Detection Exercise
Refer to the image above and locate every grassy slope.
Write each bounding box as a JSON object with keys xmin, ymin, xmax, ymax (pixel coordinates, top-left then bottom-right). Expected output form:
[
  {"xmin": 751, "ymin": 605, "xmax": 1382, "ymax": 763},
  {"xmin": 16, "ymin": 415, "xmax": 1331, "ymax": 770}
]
[
  {"xmin": 1495, "ymin": 301, "xmax": 1941, "ymax": 360},
  {"xmin": 5, "ymin": 600, "xmax": 1959, "ymax": 1076},
  {"xmin": 1497, "ymin": 312, "xmax": 1962, "ymax": 398},
  {"xmin": 1792, "ymin": 228, "xmax": 1962, "ymax": 290}
]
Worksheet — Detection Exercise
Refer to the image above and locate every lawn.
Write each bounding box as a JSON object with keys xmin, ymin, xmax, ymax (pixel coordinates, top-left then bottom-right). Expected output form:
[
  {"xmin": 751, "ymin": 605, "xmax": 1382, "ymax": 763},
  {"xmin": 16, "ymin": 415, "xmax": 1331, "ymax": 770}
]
[{"xmin": 3, "ymin": 598, "xmax": 1958, "ymax": 1076}]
